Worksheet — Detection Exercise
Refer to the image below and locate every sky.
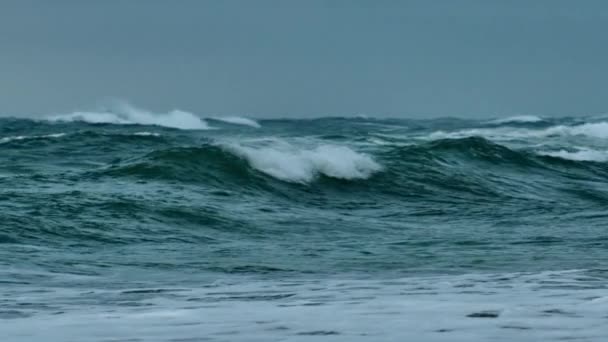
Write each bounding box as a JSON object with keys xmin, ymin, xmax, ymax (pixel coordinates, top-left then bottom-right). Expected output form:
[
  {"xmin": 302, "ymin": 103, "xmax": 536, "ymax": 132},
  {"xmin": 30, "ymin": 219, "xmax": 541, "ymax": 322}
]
[{"xmin": 1, "ymin": 0, "xmax": 607, "ymax": 118}]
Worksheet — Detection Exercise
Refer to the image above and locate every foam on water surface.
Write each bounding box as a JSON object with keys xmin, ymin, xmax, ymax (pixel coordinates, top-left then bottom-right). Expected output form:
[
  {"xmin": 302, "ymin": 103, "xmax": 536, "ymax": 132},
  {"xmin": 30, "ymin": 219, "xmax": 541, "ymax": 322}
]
[{"xmin": 2, "ymin": 270, "xmax": 606, "ymax": 342}]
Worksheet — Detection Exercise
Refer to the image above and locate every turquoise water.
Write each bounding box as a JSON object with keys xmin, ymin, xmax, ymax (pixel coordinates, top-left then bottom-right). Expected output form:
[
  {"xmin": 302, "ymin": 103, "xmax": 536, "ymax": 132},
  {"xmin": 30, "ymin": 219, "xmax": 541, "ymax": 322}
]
[{"xmin": 2, "ymin": 111, "xmax": 608, "ymax": 341}]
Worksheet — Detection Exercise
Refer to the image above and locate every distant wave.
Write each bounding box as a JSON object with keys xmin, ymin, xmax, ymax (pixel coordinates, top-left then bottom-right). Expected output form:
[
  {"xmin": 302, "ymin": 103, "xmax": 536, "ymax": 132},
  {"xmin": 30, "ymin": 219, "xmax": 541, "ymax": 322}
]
[
  {"xmin": 132, "ymin": 132, "xmax": 162, "ymax": 137},
  {"xmin": 488, "ymin": 115, "xmax": 544, "ymax": 124},
  {"xmin": 406, "ymin": 137, "xmax": 537, "ymax": 167},
  {"xmin": 427, "ymin": 127, "xmax": 539, "ymax": 141},
  {"xmin": 404, "ymin": 136, "xmax": 608, "ymax": 170},
  {"xmin": 0, "ymin": 133, "xmax": 66, "ymax": 144},
  {"xmin": 537, "ymin": 148, "xmax": 608, "ymax": 162},
  {"xmin": 5, "ymin": 116, "xmax": 608, "ymax": 203},
  {"xmin": 0, "ymin": 130, "xmax": 168, "ymax": 144},
  {"xmin": 429, "ymin": 121, "xmax": 608, "ymax": 141},
  {"xmin": 49, "ymin": 102, "xmax": 209, "ymax": 130},
  {"xmin": 550, "ymin": 122, "xmax": 608, "ymax": 139},
  {"xmin": 211, "ymin": 116, "xmax": 261, "ymax": 128}
]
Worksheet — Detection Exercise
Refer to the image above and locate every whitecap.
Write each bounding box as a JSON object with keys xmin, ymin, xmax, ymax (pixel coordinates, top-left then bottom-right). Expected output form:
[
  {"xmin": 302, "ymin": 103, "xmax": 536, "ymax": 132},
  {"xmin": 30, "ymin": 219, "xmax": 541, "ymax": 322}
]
[
  {"xmin": 555, "ymin": 122, "xmax": 608, "ymax": 139},
  {"xmin": 537, "ymin": 148, "xmax": 608, "ymax": 162},
  {"xmin": 0, "ymin": 133, "xmax": 66, "ymax": 144},
  {"xmin": 428, "ymin": 121, "xmax": 608, "ymax": 141},
  {"xmin": 488, "ymin": 115, "xmax": 544, "ymax": 124},
  {"xmin": 426, "ymin": 127, "xmax": 536, "ymax": 141},
  {"xmin": 49, "ymin": 102, "xmax": 209, "ymax": 130},
  {"xmin": 212, "ymin": 116, "xmax": 261, "ymax": 128},
  {"xmin": 43, "ymin": 133, "xmax": 66, "ymax": 138},
  {"xmin": 132, "ymin": 132, "xmax": 161, "ymax": 137},
  {"xmin": 224, "ymin": 141, "xmax": 382, "ymax": 183}
]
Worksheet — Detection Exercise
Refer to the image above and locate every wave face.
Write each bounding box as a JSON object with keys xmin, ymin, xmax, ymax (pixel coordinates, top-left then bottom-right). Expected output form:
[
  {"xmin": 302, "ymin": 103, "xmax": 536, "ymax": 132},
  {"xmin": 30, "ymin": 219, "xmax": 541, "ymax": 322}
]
[{"xmin": 2, "ymin": 113, "xmax": 608, "ymax": 341}]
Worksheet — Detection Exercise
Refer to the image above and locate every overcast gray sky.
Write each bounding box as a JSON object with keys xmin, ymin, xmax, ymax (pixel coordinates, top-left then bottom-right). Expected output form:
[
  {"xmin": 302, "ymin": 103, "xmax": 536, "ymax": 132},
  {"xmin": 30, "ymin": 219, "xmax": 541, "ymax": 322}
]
[{"xmin": 1, "ymin": 0, "xmax": 607, "ymax": 118}]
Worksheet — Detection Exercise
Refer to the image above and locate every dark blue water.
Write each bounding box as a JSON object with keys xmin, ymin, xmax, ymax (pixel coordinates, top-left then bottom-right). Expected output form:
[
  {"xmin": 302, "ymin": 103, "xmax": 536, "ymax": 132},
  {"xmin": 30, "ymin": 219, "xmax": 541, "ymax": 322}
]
[{"xmin": 2, "ymin": 110, "xmax": 608, "ymax": 341}]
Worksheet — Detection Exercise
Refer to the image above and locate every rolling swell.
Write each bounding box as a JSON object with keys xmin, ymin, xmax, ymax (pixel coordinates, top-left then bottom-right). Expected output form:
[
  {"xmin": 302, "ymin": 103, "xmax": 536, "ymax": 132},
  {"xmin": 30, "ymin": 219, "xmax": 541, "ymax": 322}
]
[
  {"xmin": 81, "ymin": 132, "xmax": 608, "ymax": 207},
  {"xmin": 2, "ymin": 118, "xmax": 608, "ymax": 202},
  {"xmin": 372, "ymin": 136, "xmax": 608, "ymax": 204},
  {"xmin": 98, "ymin": 139, "xmax": 383, "ymax": 185},
  {"xmin": 2, "ymin": 115, "xmax": 608, "ymax": 277},
  {"xmin": 100, "ymin": 144, "xmax": 263, "ymax": 187}
]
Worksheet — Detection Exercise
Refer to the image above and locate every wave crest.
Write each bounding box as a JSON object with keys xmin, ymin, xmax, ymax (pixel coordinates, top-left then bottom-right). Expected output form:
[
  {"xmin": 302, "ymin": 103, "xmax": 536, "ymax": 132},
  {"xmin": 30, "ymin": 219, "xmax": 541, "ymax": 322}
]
[
  {"xmin": 488, "ymin": 115, "xmax": 544, "ymax": 124},
  {"xmin": 537, "ymin": 148, "xmax": 608, "ymax": 162},
  {"xmin": 225, "ymin": 142, "xmax": 382, "ymax": 183},
  {"xmin": 429, "ymin": 121, "xmax": 608, "ymax": 141},
  {"xmin": 0, "ymin": 133, "xmax": 66, "ymax": 145},
  {"xmin": 548, "ymin": 122, "xmax": 608, "ymax": 139},
  {"xmin": 211, "ymin": 116, "xmax": 261, "ymax": 128},
  {"xmin": 49, "ymin": 103, "xmax": 209, "ymax": 130}
]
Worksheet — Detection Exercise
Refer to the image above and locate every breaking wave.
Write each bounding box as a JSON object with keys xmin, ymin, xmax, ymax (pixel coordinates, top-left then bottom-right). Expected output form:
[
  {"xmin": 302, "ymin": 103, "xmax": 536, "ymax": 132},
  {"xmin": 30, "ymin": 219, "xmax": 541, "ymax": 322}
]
[
  {"xmin": 103, "ymin": 139, "xmax": 382, "ymax": 185},
  {"xmin": 211, "ymin": 116, "xmax": 261, "ymax": 128},
  {"xmin": 224, "ymin": 141, "xmax": 381, "ymax": 183},
  {"xmin": 4, "ymin": 114, "xmax": 608, "ymax": 205},
  {"xmin": 537, "ymin": 148, "xmax": 608, "ymax": 162},
  {"xmin": 49, "ymin": 102, "xmax": 209, "ymax": 130},
  {"xmin": 487, "ymin": 115, "xmax": 544, "ymax": 124},
  {"xmin": 429, "ymin": 121, "xmax": 608, "ymax": 141},
  {"xmin": 85, "ymin": 133, "xmax": 608, "ymax": 207}
]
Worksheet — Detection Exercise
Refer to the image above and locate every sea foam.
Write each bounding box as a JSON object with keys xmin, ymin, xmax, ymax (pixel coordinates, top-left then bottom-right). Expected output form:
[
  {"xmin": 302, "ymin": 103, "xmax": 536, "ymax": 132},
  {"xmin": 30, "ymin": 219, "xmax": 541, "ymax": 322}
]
[
  {"xmin": 212, "ymin": 116, "xmax": 261, "ymax": 128},
  {"xmin": 224, "ymin": 141, "xmax": 382, "ymax": 183},
  {"xmin": 50, "ymin": 103, "xmax": 209, "ymax": 130},
  {"xmin": 537, "ymin": 148, "xmax": 608, "ymax": 162},
  {"xmin": 551, "ymin": 122, "xmax": 608, "ymax": 139}
]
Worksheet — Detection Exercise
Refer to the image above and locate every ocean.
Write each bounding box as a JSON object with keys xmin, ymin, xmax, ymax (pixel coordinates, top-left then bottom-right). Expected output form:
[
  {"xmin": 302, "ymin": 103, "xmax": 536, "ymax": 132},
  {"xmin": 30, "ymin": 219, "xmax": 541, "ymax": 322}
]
[{"xmin": 1, "ymin": 107, "xmax": 608, "ymax": 341}]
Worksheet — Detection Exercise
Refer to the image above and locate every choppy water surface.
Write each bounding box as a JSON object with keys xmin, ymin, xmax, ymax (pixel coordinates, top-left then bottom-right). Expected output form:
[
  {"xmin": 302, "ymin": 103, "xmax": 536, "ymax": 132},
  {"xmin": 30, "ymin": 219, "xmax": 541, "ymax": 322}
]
[{"xmin": 2, "ymin": 107, "xmax": 608, "ymax": 341}]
